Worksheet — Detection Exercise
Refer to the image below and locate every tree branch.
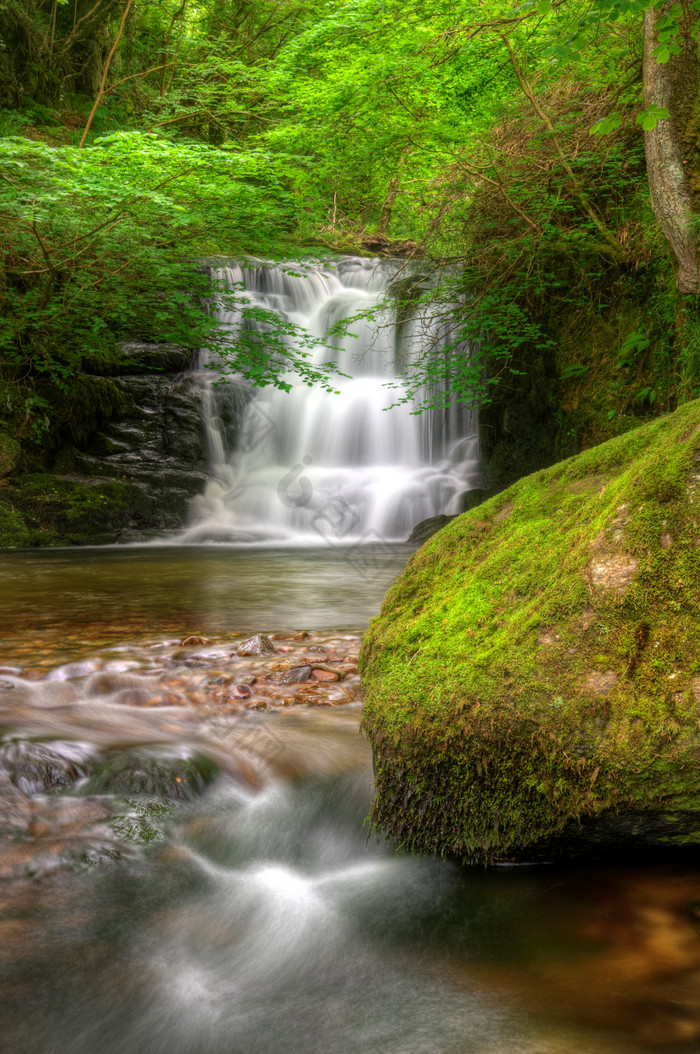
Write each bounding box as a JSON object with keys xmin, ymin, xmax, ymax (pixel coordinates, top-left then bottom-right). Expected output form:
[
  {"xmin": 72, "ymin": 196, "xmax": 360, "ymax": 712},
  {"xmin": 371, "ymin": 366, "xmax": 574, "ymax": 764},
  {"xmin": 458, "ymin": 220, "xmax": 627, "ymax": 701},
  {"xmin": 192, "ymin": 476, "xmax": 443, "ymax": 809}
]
[{"xmin": 78, "ymin": 0, "xmax": 134, "ymax": 148}]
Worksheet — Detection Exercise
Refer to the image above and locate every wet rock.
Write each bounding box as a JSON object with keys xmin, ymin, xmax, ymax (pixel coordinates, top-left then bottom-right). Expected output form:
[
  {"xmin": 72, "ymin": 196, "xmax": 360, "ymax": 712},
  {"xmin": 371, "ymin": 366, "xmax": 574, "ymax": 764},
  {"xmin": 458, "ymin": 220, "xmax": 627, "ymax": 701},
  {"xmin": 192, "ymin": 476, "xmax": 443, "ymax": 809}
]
[
  {"xmin": 87, "ymin": 671, "xmax": 151, "ymax": 697},
  {"xmin": 0, "ymin": 740, "xmax": 95, "ymax": 794},
  {"xmin": 45, "ymin": 660, "xmax": 99, "ymax": 681},
  {"xmin": 311, "ymin": 669, "xmax": 340, "ymax": 682},
  {"xmin": 82, "ymin": 749, "xmax": 219, "ymax": 800},
  {"xmin": 102, "ymin": 660, "xmax": 140, "ymax": 674},
  {"xmin": 232, "ymin": 684, "xmax": 253, "ymax": 698},
  {"xmin": 237, "ymin": 634, "xmax": 275, "ymax": 656},
  {"xmin": 21, "ymin": 668, "xmax": 49, "ymax": 681},
  {"xmin": 406, "ymin": 514, "xmax": 455, "ymax": 544},
  {"xmin": 181, "ymin": 636, "xmax": 211, "ymax": 647},
  {"xmin": 279, "ymin": 666, "xmax": 312, "ymax": 684},
  {"xmin": 0, "ymin": 773, "xmax": 32, "ymax": 835}
]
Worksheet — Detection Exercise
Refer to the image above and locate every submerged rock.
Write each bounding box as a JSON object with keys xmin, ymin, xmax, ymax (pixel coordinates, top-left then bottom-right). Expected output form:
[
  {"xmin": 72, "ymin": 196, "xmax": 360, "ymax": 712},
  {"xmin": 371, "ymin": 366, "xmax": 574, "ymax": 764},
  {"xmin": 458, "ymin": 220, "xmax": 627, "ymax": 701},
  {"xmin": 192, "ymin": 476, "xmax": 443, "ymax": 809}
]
[
  {"xmin": 361, "ymin": 399, "xmax": 700, "ymax": 863},
  {"xmin": 82, "ymin": 749, "xmax": 219, "ymax": 800}
]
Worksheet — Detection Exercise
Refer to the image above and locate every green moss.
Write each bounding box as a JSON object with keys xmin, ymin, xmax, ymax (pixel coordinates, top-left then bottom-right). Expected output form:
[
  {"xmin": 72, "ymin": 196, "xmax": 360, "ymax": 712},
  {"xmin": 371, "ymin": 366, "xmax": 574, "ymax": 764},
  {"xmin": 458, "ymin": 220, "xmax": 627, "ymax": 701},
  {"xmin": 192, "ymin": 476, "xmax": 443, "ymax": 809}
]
[
  {"xmin": 1, "ymin": 473, "xmax": 155, "ymax": 545},
  {"xmin": 361, "ymin": 399, "xmax": 700, "ymax": 863},
  {"xmin": 0, "ymin": 499, "xmax": 31, "ymax": 547},
  {"xmin": 0, "ymin": 433, "xmax": 21, "ymax": 477},
  {"xmin": 41, "ymin": 375, "xmax": 126, "ymax": 448}
]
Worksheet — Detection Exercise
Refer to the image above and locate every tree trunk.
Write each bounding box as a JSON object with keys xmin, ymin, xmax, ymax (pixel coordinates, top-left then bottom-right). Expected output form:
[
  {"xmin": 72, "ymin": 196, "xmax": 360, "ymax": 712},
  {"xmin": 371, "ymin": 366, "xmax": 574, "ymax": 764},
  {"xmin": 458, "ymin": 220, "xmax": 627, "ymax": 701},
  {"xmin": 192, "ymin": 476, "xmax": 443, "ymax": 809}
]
[
  {"xmin": 643, "ymin": 3, "xmax": 700, "ymax": 294},
  {"xmin": 376, "ymin": 149, "xmax": 410, "ymax": 236}
]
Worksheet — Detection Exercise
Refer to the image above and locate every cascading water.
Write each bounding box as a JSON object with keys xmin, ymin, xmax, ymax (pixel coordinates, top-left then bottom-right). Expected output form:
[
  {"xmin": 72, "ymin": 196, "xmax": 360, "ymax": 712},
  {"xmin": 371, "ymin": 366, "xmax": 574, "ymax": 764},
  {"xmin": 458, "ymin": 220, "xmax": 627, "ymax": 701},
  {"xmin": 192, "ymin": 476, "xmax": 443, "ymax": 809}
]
[{"xmin": 184, "ymin": 257, "xmax": 479, "ymax": 544}]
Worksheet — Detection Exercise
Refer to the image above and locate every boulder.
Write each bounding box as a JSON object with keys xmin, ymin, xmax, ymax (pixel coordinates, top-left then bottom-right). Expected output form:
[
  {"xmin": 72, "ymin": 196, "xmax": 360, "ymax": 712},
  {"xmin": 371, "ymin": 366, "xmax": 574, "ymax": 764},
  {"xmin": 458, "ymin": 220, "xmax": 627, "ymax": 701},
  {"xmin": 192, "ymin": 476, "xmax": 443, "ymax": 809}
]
[{"xmin": 361, "ymin": 399, "xmax": 700, "ymax": 863}]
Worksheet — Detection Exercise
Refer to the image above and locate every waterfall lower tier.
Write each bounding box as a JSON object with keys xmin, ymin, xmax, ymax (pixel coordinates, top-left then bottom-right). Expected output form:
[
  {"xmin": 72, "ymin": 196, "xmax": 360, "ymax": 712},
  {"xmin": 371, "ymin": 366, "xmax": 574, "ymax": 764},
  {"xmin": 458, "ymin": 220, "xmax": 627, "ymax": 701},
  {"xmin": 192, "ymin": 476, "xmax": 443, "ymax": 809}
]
[{"xmin": 185, "ymin": 257, "xmax": 479, "ymax": 545}]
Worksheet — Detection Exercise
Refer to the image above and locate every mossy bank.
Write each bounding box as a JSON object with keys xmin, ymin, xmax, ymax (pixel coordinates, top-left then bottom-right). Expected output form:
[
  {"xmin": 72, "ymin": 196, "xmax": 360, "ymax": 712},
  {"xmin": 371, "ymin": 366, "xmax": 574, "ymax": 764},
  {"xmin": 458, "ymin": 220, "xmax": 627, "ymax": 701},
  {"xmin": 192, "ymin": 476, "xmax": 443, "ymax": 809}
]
[{"xmin": 361, "ymin": 399, "xmax": 700, "ymax": 863}]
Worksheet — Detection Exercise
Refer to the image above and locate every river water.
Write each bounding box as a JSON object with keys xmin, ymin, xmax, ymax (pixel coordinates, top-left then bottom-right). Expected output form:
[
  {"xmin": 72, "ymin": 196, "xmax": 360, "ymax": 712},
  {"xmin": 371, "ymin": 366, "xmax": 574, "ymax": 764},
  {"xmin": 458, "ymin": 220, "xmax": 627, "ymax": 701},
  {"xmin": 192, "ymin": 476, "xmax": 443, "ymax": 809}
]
[{"xmin": 2, "ymin": 546, "xmax": 700, "ymax": 1053}]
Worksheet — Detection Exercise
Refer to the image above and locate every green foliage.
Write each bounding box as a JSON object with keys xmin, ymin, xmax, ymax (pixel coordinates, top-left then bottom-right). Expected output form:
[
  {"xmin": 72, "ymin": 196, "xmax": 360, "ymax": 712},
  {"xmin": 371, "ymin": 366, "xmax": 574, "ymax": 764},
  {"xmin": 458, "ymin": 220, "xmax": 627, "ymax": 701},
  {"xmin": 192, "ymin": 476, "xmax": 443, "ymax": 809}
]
[
  {"xmin": 0, "ymin": 0, "xmax": 698, "ymax": 440},
  {"xmin": 0, "ymin": 131, "xmax": 341, "ymax": 398}
]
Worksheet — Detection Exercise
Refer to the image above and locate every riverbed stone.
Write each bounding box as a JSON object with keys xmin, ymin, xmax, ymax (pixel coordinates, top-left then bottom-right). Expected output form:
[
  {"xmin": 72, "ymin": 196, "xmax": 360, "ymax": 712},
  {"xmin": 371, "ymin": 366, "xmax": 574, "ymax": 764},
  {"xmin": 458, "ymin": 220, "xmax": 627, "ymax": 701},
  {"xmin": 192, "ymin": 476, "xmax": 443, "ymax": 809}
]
[
  {"xmin": 279, "ymin": 666, "xmax": 312, "ymax": 684},
  {"xmin": 237, "ymin": 635, "xmax": 275, "ymax": 656},
  {"xmin": 361, "ymin": 399, "xmax": 700, "ymax": 863}
]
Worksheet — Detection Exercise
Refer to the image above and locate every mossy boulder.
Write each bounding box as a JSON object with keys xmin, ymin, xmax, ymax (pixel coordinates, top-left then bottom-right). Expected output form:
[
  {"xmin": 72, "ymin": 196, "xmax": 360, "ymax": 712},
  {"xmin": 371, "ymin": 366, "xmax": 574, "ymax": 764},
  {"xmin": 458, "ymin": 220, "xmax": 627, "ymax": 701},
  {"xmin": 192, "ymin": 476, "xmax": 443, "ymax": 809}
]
[
  {"xmin": 0, "ymin": 473, "xmax": 161, "ymax": 546},
  {"xmin": 0, "ymin": 499, "xmax": 31, "ymax": 547},
  {"xmin": 361, "ymin": 399, "xmax": 700, "ymax": 863},
  {"xmin": 0, "ymin": 433, "xmax": 21, "ymax": 477}
]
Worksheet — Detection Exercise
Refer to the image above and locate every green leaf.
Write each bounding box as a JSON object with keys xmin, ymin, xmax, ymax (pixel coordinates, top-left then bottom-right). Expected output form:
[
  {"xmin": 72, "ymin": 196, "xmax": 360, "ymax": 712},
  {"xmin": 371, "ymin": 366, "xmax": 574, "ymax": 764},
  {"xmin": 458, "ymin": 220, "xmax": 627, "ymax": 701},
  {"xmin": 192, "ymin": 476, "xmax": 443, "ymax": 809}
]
[
  {"xmin": 636, "ymin": 105, "xmax": 670, "ymax": 130},
  {"xmin": 589, "ymin": 114, "xmax": 622, "ymax": 135}
]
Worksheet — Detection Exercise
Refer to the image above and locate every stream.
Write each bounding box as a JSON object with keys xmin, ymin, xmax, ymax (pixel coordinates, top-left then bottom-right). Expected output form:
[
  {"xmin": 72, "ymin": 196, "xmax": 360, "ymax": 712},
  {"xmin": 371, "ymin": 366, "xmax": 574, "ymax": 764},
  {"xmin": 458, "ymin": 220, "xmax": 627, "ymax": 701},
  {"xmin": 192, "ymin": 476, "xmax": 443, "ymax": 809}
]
[{"xmin": 2, "ymin": 546, "xmax": 700, "ymax": 1053}]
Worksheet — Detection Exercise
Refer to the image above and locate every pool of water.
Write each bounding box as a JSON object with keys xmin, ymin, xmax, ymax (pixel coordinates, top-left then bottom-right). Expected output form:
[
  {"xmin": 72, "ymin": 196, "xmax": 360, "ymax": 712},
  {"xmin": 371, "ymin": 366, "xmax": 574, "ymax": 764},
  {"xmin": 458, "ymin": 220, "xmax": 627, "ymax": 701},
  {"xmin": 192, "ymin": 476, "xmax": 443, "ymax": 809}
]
[
  {"xmin": 1, "ymin": 545, "xmax": 700, "ymax": 1053},
  {"xmin": 0, "ymin": 544, "xmax": 411, "ymax": 665}
]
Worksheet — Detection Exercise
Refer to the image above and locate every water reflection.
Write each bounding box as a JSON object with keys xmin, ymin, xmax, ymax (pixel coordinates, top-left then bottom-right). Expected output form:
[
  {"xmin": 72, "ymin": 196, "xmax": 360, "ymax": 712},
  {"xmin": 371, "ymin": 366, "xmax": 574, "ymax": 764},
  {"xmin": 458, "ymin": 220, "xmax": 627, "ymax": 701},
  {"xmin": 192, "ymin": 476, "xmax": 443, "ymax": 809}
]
[{"xmin": 0, "ymin": 545, "xmax": 411, "ymax": 664}]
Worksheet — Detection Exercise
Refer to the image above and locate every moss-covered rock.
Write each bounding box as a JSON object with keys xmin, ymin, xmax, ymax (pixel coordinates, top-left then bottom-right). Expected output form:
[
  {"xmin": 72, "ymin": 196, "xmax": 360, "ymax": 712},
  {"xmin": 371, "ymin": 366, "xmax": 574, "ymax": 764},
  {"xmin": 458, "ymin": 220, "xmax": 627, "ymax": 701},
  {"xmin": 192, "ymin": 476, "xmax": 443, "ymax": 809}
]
[
  {"xmin": 361, "ymin": 398, "xmax": 700, "ymax": 863},
  {"xmin": 0, "ymin": 499, "xmax": 31, "ymax": 547},
  {"xmin": 0, "ymin": 473, "xmax": 167, "ymax": 546},
  {"xmin": 0, "ymin": 433, "xmax": 21, "ymax": 477}
]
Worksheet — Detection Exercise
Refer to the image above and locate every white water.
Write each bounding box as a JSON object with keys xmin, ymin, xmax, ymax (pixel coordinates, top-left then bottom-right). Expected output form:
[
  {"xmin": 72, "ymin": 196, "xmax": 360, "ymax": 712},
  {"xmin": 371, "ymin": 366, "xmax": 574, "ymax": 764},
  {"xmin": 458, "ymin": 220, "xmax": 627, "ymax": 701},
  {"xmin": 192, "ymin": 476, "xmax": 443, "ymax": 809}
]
[{"xmin": 185, "ymin": 257, "xmax": 479, "ymax": 544}]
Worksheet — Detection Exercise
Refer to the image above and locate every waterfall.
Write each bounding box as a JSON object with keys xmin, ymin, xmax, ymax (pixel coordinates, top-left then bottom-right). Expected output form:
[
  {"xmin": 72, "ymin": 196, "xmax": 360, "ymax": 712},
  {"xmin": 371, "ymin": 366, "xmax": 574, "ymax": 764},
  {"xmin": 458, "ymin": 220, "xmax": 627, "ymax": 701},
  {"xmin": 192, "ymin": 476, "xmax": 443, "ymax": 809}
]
[{"xmin": 184, "ymin": 257, "xmax": 479, "ymax": 544}]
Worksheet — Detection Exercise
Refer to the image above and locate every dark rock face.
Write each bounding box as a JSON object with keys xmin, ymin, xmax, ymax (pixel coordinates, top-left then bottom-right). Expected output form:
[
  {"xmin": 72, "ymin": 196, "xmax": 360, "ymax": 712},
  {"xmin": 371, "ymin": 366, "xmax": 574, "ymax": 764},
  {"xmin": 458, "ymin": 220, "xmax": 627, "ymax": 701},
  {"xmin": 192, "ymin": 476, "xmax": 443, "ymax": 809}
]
[
  {"xmin": 0, "ymin": 344, "xmax": 211, "ymax": 546},
  {"xmin": 69, "ymin": 367, "xmax": 209, "ymax": 539}
]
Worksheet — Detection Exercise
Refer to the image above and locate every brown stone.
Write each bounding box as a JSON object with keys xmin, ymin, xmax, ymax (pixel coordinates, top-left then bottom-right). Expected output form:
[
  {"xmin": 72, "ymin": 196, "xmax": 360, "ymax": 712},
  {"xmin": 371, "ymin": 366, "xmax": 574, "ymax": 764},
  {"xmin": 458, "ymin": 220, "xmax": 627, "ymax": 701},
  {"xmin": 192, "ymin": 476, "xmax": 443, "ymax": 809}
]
[
  {"xmin": 237, "ymin": 634, "xmax": 276, "ymax": 656},
  {"xmin": 181, "ymin": 636, "xmax": 210, "ymax": 646},
  {"xmin": 311, "ymin": 669, "xmax": 339, "ymax": 682},
  {"xmin": 280, "ymin": 666, "xmax": 312, "ymax": 684}
]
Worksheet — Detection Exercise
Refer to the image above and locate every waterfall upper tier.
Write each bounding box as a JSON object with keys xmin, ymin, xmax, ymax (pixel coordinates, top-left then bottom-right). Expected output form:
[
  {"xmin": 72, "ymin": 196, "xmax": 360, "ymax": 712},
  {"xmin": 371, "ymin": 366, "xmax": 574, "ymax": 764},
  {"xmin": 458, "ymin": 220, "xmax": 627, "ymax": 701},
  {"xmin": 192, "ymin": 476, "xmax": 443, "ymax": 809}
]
[{"xmin": 185, "ymin": 257, "xmax": 479, "ymax": 545}]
